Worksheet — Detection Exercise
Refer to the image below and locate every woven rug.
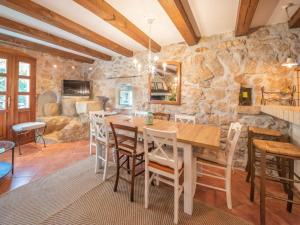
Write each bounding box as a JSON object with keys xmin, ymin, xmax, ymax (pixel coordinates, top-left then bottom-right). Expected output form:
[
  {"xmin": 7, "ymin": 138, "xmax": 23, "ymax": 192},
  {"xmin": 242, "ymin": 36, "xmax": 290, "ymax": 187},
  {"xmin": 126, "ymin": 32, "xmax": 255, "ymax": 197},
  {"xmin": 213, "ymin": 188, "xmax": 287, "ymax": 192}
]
[
  {"xmin": 41, "ymin": 177, "xmax": 252, "ymax": 225},
  {"xmin": 0, "ymin": 157, "xmax": 113, "ymax": 225},
  {"xmin": 0, "ymin": 157, "xmax": 252, "ymax": 225}
]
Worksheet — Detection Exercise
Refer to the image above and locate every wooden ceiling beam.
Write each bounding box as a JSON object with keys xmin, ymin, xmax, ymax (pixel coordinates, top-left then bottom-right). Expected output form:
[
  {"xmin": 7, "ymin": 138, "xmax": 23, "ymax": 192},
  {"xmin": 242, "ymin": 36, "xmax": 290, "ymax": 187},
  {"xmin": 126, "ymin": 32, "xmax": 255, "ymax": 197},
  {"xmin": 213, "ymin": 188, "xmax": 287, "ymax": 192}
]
[
  {"xmin": 0, "ymin": 0, "xmax": 133, "ymax": 57},
  {"xmin": 0, "ymin": 33, "xmax": 95, "ymax": 63},
  {"xmin": 0, "ymin": 16, "xmax": 111, "ymax": 61},
  {"xmin": 289, "ymin": 7, "xmax": 300, "ymax": 28},
  {"xmin": 74, "ymin": 0, "xmax": 161, "ymax": 52},
  {"xmin": 235, "ymin": 0, "xmax": 260, "ymax": 36},
  {"xmin": 158, "ymin": 0, "xmax": 199, "ymax": 45}
]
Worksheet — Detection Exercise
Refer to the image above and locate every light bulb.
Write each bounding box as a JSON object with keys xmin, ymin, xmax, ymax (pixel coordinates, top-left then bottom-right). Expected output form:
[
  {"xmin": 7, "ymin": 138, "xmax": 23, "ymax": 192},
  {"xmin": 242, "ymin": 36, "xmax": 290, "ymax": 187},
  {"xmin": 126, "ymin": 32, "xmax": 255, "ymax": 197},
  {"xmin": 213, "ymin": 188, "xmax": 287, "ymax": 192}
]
[
  {"xmin": 88, "ymin": 67, "xmax": 93, "ymax": 71},
  {"xmin": 137, "ymin": 64, "xmax": 142, "ymax": 72},
  {"xmin": 71, "ymin": 66, "xmax": 75, "ymax": 69},
  {"xmin": 151, "ymin": 65, "xmax": 156, "ymax": 74},
  {"xmin": 154, "ymin": 55, "xmax": 159, "ymax": 62},
  {"xmin": 53, "ymin": 64, "xmax": 57, "ymax": 68},
  {"xmin": 133, "ymin": 58, "xmax": 138, "ymax": 66},
  {"xmin": 162, "ymin": 62, "xmax": 167, "ymax": 71}
]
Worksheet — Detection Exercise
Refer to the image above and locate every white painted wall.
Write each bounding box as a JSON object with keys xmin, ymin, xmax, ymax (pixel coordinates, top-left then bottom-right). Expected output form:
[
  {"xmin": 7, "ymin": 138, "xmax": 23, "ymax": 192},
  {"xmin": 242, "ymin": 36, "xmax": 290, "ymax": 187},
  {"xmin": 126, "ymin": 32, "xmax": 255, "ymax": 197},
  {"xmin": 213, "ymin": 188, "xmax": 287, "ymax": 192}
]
[{"xmin": 290, "ymin": 124, "xmax": 300, "ymax": 189}]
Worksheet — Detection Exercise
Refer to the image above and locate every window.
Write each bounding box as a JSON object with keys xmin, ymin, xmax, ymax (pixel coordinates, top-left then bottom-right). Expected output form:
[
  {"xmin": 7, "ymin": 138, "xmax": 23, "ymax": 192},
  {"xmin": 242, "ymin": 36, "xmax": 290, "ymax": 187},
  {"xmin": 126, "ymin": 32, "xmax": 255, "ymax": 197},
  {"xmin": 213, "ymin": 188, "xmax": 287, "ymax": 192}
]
[
  {"xmin": 0, "ymin": 95, "xmax": 5, "ymax": 110},
  {"xmin": 19, "ymin": 62, "xmax": 30, "ymax": 76},
  {"xmin": 0, "ymin": 77, "xmax": 6, "ymax": 92},
  {"xmin": 18, "ymin": 79, "xmax": 30, "ymax": 92},
  {"xmin": 0, "ymin": 59, "xmax": 7, "ymax": 74},
  {"xmin": 18, "ymin": 95, "xmax": 30, "ymax": 109},
  {"xmin": 118, "ymin": 85, "xmax": 133, "ymax": 108}
]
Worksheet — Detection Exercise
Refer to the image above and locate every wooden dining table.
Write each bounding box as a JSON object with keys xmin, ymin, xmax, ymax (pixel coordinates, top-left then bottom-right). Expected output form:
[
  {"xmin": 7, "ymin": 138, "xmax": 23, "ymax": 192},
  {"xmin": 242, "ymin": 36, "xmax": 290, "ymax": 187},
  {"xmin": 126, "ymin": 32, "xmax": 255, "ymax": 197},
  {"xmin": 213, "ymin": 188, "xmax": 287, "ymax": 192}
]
[{"xmin": 105, "ymin": 115, "xmax": 221, "ymax": 215}]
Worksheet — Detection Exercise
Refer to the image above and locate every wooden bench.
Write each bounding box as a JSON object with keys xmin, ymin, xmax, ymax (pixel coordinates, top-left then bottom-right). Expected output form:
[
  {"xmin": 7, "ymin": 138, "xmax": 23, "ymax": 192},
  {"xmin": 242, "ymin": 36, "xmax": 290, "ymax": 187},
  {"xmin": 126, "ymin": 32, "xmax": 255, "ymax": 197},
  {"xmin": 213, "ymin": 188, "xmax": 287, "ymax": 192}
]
[{"xmin": 12, "ymin": 122, "xmax": 46, "ymax": 155}]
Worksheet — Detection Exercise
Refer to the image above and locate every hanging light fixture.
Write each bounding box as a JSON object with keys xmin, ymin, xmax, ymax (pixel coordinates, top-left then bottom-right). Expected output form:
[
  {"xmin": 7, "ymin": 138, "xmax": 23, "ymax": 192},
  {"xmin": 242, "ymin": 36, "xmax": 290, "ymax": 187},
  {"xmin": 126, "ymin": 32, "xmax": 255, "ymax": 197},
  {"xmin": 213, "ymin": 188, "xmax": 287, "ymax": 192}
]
[{"xmin": 132, "ymin": 18, "xmax": 165, "ymax": 76}]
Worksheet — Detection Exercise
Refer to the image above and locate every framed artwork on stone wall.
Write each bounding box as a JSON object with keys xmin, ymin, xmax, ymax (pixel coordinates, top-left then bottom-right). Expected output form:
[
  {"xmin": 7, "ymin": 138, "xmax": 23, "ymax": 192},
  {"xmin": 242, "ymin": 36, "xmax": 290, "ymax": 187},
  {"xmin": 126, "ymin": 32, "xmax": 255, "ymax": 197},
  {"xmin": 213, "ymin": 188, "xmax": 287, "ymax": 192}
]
[{"xmin": 148, "ymin": 61, "xmax": 181, "ymax": 105}]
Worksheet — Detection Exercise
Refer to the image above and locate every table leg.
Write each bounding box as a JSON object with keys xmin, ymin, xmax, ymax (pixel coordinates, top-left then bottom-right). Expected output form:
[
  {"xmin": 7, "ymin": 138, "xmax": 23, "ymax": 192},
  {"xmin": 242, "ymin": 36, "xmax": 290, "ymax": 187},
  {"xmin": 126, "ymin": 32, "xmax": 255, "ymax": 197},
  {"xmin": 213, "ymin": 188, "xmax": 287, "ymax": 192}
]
[
  {"xmin": 12, "ymin": 147, "xmax": 14, "ymax": 174},
  {"xmin": 183, "ymin": 143, "xmax": 194, "ymax": 215}
]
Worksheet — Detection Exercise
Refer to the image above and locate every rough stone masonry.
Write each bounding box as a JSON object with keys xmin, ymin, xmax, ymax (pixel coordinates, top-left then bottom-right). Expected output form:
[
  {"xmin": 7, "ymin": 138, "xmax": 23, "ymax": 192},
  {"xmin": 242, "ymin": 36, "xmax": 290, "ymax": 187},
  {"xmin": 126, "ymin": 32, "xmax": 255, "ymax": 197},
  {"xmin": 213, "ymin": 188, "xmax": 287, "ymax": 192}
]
[{"xmin": 86, "ymin": 23, "xmax": 300, "ymax": 168}]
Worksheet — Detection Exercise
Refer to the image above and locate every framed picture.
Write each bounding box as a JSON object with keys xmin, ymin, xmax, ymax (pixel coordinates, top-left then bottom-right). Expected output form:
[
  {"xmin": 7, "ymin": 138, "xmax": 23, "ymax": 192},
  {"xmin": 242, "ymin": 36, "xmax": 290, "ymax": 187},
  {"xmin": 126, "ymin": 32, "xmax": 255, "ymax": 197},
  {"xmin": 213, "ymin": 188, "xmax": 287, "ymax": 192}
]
[{"xmin": 118, "ymin": 85, "xmax": 133, "ymax": 107}]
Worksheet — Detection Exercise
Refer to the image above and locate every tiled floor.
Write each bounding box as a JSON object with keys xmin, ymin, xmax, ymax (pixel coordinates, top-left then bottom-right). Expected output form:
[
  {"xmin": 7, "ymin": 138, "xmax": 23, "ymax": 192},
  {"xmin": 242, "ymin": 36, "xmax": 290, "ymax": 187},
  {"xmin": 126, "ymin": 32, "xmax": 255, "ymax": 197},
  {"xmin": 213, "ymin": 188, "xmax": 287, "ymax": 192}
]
[{"xmin": 0, "ymin": 140, "xmax": 299, "ymax": 225}]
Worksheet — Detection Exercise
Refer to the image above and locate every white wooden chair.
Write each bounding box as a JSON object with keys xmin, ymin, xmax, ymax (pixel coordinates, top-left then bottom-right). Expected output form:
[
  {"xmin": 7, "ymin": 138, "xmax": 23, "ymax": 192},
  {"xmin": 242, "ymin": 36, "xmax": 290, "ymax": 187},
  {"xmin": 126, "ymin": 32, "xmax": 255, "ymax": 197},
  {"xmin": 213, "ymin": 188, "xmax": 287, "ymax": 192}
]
[
  {"xmin": 94, "ymin": 114, "xmax": 114, "ymax": 181},
  {"xmin": 194, "ymin": 122, "xmax": 242, "ymax": 209},
  {"xmin": 133, "ymin": 110, "xmax": 148, "ymax": 117},
  {"xmin": 89, "ymin": 111, "xmax": 104, "ymax": 155},
  {"xmin": 175, "ymin": 114, "xmax": 196, "ymax": 124},
  {"xmin": 143, "ymin": 128, "xmax": 183, "ymax": 224}
]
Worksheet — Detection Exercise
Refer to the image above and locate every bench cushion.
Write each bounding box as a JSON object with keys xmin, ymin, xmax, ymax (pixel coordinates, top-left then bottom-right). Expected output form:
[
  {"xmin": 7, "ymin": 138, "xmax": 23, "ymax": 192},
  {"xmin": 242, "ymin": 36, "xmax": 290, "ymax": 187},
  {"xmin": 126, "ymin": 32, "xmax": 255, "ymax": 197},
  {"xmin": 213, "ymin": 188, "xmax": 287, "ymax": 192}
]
[{"xmin": 12, "ymin": 122, "xmax": 46, "ymax": 133}]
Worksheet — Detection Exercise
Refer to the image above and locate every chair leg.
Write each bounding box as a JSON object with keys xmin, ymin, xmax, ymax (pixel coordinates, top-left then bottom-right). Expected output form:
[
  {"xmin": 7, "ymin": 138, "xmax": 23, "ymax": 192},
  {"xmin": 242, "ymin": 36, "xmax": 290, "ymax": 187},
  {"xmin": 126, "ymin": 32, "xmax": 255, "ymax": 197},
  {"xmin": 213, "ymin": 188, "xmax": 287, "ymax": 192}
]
[
  {"xmin": 174, "ymin": 176, "xmax": 179, "ymax": 224},
  {"xmin": 250, "ymin": 144, "xmax": 255, "ymax": 202},
  {"xmin": 145, "ymin": 165, "xmax": 149, "ymax": 208},
  {"xmin": 103, "ymin": 145, "xmax": 109, "ymax": 181},
  {"xmin": 89, "ymin": 132, "xmax": 93, "ymax": 155},
  {"xmin": 276, "ymin": 156, "xmax": 289, "ymax": 194},
  {"xmin": 112, "ymin": 147, "xmax": 116, "ymax": 163},
  {"xmin": 127, "ymin": 156, "xmax": 131, "ymax": 175},
  {"xmin": 287, "ymin": 159, "xmax": 294, "ymax": 213},
  {"xmin": 130, "ymin": 156, "xmax": 136, "ymax": 202},
  {"xmin": 114, "ymin": 150, "xmax": 120, "ymax": 192},
  {"xmin": 17, "ymin": 134, "xmax": 22, "ymax": 155},
  {"xmin": 246, "ymin": 132, "xmax": 252, "ymax": 182},
  {"xmin": 155, "ymin": 174, "xmax": 160, "ymax": 186},
  {"xmin": 95, "ymin": 143, "xmax": 100, "ymax": 174},
  {"xmin": 225, "ymin": 168, "xmax": 232, "ymax": 209},
  {"xmin": 260, "ymin": 150, "xmax": 266, "ymax": 225}
]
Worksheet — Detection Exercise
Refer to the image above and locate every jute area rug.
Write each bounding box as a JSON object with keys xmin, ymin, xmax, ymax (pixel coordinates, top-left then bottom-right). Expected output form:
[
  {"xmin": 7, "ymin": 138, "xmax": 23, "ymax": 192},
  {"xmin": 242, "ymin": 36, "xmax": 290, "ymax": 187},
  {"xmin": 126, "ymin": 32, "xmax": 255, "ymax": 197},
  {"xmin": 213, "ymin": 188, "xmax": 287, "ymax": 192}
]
[{"xmin": 0, "ymin": 157, "xmax": 252, "ymax": 225}]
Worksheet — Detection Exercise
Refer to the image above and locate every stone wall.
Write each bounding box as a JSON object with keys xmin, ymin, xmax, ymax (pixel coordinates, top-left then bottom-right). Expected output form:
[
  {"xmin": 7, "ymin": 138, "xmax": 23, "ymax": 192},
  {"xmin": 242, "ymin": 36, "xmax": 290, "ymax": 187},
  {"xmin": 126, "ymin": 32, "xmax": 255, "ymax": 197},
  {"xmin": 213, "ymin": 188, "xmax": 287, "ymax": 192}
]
[
  {"xmin": 0, "ymin": 43, "xmax": 88, "ymax": 116},
  {"xmin": 86, "ymin": 23, "xmax": 300, "ymax": 167},
  {"xmin": 0, "ymin": 44, "xmax": 91, "ymax": 143}
]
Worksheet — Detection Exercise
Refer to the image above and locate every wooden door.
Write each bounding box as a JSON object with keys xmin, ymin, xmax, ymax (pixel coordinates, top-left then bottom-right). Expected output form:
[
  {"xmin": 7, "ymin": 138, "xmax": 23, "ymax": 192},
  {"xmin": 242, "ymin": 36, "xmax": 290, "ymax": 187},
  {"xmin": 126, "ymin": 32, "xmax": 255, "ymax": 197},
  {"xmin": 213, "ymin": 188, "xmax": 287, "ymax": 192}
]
[
  {"xmin": 0, "ymin": 49, "xmax": 36, "ymax": 140},
  {"xmin": 0, "ymin": 52, "xmax": 13, "ymax": 139}
]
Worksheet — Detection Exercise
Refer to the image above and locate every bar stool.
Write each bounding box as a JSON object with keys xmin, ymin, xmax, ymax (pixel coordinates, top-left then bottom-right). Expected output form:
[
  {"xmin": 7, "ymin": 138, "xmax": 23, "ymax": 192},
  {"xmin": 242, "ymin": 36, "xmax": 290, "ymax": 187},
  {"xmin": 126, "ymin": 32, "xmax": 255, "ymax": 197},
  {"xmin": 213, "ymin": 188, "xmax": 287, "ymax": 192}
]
[
  {"xmin": 246, "ymin": 126, "xmax": 284, "ymax": 183},
  {"xmin": 252, "ymin": 139, "xmax": 300, "ymax": 225}
]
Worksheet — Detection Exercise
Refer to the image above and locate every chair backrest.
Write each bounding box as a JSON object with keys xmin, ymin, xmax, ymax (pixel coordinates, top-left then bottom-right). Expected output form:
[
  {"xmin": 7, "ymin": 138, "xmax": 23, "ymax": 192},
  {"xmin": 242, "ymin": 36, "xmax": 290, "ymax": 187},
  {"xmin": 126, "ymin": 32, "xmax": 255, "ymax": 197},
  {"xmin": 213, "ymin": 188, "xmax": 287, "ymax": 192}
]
[
  {"xmin": 133, "ymin": 110, "xmax": 148, "ymax": 117},
  {"xmin": 89, "ymin": 111, "xmax": 105, "ymax": 131},
  {"xmin": 175, "ymin": 114, "xmax": 196, "ymax": 124},
  {"xmin": 110, "ymin": 123, "xmax": 138, "ymax": 154},
  {"xmin": 143, "ymin": 127, "xmax": 179, "ymax": 171},
  {"xmin": 153, "ymin": 112, "xmax": 171, "ymax": 121},
  {"xmin": 225, "ymin": 122, "xmax": 242, "ymax": 166},
  {"xmin": 94, "ymin": 116, "xmax": 109, "ymax": 144}
]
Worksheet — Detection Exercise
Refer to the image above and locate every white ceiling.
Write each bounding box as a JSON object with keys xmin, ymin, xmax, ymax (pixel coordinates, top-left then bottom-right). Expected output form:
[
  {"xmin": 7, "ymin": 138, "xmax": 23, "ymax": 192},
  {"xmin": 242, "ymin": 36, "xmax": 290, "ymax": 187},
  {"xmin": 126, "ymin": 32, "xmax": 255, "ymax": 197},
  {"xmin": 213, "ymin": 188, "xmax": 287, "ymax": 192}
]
[
  {"xmin": 188, "ymin": 0, "xmax": 240, "ymax": 37},
  {"xmin": 0, "ymin": 0, "xmax": 299, "ymax": 60}
]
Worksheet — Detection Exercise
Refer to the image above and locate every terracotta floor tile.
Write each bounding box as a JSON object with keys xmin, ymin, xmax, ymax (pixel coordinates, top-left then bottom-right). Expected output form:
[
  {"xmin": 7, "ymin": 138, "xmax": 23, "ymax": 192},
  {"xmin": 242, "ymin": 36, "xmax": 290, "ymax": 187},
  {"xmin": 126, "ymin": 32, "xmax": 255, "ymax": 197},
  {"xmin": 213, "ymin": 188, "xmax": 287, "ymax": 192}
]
[{"xmin": 0, "ymin": 140, "xmax": 299, "ymax": 225}]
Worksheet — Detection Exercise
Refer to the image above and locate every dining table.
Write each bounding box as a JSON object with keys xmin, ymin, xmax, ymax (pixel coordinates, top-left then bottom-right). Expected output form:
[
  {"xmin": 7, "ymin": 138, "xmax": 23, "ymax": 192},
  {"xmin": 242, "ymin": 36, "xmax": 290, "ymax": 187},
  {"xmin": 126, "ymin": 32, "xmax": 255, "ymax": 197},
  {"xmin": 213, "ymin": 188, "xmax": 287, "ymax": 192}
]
[{"xmin": 105, "ymin": 114, "xmax": 221, "ymax": 215}]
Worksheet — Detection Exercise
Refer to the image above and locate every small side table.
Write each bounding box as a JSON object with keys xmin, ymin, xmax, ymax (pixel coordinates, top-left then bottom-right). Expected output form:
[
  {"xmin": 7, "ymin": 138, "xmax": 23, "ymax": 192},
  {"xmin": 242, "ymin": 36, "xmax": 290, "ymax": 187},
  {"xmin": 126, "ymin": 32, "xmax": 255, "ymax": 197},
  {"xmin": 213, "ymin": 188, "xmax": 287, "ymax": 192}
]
[{"xmin": 0, "ymin": 141, "xmax": 15, "ymax": 179}]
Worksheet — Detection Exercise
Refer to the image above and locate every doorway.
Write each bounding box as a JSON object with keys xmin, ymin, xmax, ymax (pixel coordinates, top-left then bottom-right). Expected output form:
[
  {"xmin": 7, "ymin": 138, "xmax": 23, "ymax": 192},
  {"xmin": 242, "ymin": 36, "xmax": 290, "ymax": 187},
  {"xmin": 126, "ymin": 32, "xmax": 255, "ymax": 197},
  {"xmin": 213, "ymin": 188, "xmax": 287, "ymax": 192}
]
[{"xmin": 0, "ymin": 48, "xmax": 36, "ymax": 140}]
